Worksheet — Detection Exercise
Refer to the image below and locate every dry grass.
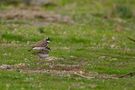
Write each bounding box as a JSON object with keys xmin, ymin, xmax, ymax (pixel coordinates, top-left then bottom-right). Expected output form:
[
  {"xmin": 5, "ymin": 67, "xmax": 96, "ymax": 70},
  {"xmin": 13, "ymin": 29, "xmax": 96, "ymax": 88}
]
[{"xmin": 0, "ymin": 8, "xmax": 74, "ymax": 24}]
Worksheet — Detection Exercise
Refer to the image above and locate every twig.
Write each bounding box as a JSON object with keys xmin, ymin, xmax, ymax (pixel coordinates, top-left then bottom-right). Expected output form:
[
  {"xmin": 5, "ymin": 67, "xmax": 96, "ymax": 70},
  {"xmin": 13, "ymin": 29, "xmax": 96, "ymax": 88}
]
[
  {"xmin": 118, "ymin": 72, "xmax": 135, "ymax": 78},
  {"xmin": 127, "ymin": 37, "xmax": 135, "ymax": 42}
]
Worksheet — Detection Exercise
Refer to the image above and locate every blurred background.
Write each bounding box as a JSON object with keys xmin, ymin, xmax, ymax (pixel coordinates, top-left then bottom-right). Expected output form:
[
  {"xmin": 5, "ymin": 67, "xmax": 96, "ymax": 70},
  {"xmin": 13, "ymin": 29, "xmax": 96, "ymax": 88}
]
[{"xmin": 0, "ymin": 0, "xmax": 135, "ymax": 90}]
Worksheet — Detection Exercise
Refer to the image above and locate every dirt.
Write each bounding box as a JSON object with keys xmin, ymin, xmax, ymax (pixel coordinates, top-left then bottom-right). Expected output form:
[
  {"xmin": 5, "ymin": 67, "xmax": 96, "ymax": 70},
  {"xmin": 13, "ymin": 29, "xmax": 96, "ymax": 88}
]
[
  {"xmin": 1, "ymin": 62, "xmax": 133, "ymax": 79},
  {"xmin": 0, "ymin": 8, "xmax": 74, "ymax": 25},
  {"xmin": 0, "ymin": 54, "xmax": 132, "ymax": 80}
]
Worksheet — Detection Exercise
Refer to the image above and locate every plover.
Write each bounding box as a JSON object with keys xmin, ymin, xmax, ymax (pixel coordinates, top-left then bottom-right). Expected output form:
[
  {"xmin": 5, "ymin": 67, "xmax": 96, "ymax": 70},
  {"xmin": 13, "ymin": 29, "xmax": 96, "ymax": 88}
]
[
  {"xmin": 30, "ymin": 37, "xmax": 51, "ymax": 59},
  {"xmin": 32, "ymin": 37, "xmax": 50, "ymax": 50}
]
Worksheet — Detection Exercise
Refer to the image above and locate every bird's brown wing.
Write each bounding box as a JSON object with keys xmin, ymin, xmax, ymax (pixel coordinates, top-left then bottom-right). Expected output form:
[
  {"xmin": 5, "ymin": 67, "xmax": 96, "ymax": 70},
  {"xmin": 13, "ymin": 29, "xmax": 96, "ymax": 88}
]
[{"xmin": 32, "ymin": 40, "xmax": 48, "ymax": 47}]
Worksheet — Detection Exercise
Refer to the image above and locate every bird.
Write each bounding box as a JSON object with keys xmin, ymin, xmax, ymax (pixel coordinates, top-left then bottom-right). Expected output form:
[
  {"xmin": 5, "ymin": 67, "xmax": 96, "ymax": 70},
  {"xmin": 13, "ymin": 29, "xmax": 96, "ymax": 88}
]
[
  {"xmin": 32, "ymin": 37, "xmax": 50, "ymax": 50},
  {"xmin": 29, "ymin": 37, "xmax": 51, "ymax": 59}
]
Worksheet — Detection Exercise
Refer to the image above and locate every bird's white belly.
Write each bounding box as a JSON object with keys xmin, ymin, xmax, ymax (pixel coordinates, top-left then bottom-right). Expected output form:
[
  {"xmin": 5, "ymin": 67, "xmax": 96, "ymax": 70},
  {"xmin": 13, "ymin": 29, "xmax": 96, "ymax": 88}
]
[{"xmin": 33, "ymin": 47, "xmax": 46, "ymax": 50}]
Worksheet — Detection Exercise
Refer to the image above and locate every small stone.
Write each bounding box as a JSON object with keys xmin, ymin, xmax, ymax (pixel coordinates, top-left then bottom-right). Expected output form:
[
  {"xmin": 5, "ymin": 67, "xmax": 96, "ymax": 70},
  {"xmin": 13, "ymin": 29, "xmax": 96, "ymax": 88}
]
[{"xmin": 0, "ymin": 64, "xmax": 12, "ymax": 70}]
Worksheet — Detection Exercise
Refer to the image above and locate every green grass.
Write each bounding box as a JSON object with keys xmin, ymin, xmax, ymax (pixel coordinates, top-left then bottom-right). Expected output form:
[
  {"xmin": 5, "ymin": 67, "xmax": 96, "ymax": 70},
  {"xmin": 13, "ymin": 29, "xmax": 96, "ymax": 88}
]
[{"xmin": 0, "ymin": 0, "xmax": 135, "ymax": 90}]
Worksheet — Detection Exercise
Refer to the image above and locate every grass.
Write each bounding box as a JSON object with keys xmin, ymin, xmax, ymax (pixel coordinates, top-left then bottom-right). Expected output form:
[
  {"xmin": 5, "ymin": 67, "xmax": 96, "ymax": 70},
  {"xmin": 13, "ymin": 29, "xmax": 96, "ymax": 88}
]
[{"xmin": 0, "ymin": 0, "xmax": 135, "ymax": 90}]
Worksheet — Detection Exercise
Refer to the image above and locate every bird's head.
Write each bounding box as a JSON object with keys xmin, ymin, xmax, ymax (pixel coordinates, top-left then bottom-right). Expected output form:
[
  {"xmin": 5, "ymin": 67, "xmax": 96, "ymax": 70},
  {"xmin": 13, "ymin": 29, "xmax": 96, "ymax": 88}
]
[{"xmin": 44, "ymin": 37, "xmax": 50, "ymax": 43}]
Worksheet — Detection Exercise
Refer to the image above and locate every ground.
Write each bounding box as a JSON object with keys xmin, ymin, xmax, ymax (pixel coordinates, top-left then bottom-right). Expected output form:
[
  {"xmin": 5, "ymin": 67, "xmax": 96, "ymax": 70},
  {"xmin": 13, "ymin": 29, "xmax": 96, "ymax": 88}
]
[{"xmin": 0, "ymin": 0, "xmax": 135, "ymax": 90}]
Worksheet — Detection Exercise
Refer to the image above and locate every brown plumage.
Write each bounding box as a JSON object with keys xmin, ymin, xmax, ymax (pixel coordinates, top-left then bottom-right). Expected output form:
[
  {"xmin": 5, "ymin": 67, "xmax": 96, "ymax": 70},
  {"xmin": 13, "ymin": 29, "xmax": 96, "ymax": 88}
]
[
  {"xmin": 32, "ymin": 38, "xmax": 50, "ymax": 48},
  {"xmin": 29, "ymin": 38, "xmax": 50, "ymax": 51}
]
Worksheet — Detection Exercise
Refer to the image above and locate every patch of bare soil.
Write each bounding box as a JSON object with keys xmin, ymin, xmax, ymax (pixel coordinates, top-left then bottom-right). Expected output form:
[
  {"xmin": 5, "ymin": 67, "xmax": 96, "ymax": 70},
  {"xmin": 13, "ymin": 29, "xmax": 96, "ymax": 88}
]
[
  {"xmin": 21, "ymin": 69, "xmax": 119, "ymax": 79},
  {"xmin": 0, "ymin": 8, "xmax": 74, "ymax": 24},
  {"xmin": 1, "ymin": 63, "xmax": 133, "ymax": 79}
]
